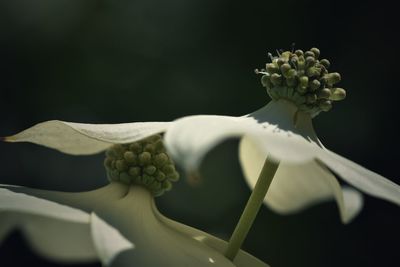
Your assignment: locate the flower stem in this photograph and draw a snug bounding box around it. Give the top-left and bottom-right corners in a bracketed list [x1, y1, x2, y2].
[224, 156, 280, 261]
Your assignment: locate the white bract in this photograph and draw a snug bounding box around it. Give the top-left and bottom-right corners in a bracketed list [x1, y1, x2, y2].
[4, 98, 400, 224]
[0, 183, 268, 266]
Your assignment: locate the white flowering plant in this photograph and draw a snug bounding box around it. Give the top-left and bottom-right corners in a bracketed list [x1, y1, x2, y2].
[1, 48, 399, 266]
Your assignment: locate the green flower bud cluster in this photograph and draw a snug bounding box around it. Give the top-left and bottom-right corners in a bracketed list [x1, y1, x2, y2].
[256, 48, 346, 117]
[104, 134, 180, 196]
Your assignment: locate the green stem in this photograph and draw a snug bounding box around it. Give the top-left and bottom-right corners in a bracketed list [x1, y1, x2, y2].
[224, 156, 280, 261]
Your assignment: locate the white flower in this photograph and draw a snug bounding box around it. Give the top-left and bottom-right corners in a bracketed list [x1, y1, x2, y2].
[2, 47, 399, 265]
[4, 97, 399, 224]
[1, 173, 268, 267]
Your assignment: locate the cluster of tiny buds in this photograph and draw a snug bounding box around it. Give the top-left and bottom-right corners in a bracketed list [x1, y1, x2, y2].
[255, 47, 346, 117]
[104, 134, 180, 197]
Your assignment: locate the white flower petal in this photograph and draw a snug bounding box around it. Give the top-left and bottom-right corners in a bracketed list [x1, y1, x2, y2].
[0, 187, 97, 262]
[341, 186, 364, 223]
[240, 137, 363, 223]
[249, 99, 320, 144]
[165, 112, 317, 172]
[4, 120, 170, 155]
[90, 213, 134, 266]
[317, 149, 400, 207]
[164, 115, 257, 170]
[0, 187, 89, 223]
[154, 208, 270, 267]
[252, 129, 318, 164]
[101, 185, 250, 267]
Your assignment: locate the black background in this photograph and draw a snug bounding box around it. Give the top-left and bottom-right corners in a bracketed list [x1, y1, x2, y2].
[0, 0, 399, 266]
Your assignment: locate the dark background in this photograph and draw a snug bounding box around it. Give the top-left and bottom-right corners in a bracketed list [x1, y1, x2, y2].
[0, 0, 399, 266]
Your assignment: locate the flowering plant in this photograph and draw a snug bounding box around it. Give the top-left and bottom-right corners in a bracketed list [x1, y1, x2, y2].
[1, 48, 399, 266]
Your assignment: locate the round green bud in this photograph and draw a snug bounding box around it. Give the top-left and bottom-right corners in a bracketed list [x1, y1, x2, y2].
[276, 58, 286, 66]
[104, 134, 180, 197]
[304, 51, 315, 58]
[144, 144, 155, 153]
[306, 67, 321, 77]
[326, 72, 341, 85]
[290, 53, 298, 62]
[155, 170, 166, 181]
[123, 151, 137, 163]
[270, 73, 282, 86]
[139, 152, 152, 166]
[309, 79, 321, 91]
[310, 48, 320, 58]
[319, 100, 332, 112]
[144, 165, 157, 175]
[306, 56, 316, 67]
[281, 51, 291, 59]
[283, 69, 297, 79]
[318, 88, 332, 99]
[162, 164, 176, 175]
[266, 63, 279, 73]
[154, 141, 165, 154]
[295, 49, 304, 57]
[280, 63, 291, 74]
[296, 56, 306, 70]
[329, 88, 346, 101]
[167, 172, 180, 182]
[162, 180, 173, 191]
[129, 143, 142, 154]
[154, 153, 169, 167]
[116, 160, 128, 171]
[299, 76, 309, 87]
[319, 59, 330, 68]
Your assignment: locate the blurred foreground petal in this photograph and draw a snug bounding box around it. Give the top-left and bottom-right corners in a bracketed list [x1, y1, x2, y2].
[0, 187, 97, 262]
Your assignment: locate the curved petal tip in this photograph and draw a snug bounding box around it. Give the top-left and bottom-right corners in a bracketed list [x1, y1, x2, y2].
[340, 187, 364, 224]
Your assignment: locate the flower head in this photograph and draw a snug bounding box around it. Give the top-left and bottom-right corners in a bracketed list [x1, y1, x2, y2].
[103, 134, 180, 196]
[2, 48, 399, 227]
[256, 48, 345, 117]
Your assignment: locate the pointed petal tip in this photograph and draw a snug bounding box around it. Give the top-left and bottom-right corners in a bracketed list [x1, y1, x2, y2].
[0, 136, 12, 142]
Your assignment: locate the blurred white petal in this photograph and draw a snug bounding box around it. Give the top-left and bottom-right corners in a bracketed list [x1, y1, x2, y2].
[164, 103, 319, 171]
[90, 213, 134, 266]
[155, 208, 270, 267]
[1, 183, 270, 266]
[97, 185, 245, 267]
[165, 115, 258, 170]
[0, 187, 89, 223]
[4, 120, 170, 155]
[240, 136, 363, 223]
[0, 187, 97, 262]
[341, 187, 364, 223]
[317, 149, 400, 206]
